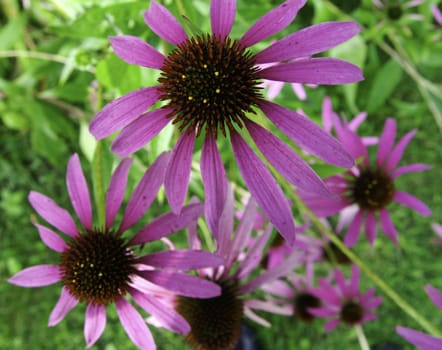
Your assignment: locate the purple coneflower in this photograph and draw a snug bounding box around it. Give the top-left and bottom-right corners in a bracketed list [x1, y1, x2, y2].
[309, 265, 382, 331]
[8, 153, 223, 350]
[89, 0, 363, 244]
[174, 184, 304, 350]
[396, 284, 442, 350]
[300, 117, 432, 247]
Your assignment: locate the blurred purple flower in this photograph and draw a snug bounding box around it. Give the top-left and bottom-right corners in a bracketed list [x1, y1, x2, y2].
[300, 117, 432, 247]
[431, 222, 442, 244]
[372, 0, 425, 21]
[8, 153, 223, 350]
[309, 265, 382, 331]
[432, 4, 442, 25]
[396, 284, 442, 350]
[89, 0, 363, 245]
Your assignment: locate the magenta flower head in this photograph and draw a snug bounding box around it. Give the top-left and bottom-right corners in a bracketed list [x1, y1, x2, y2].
[8, 153, 223, 350]
[175, 184, 304, 350]
[396, 284, 442, 350]
[89, 0, 363, 244]
[309, 265, 382, 331]
[301, 117, 432, 247]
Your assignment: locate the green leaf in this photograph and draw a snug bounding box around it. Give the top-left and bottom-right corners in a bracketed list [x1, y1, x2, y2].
[0, 14, 27, 50]
[366, 58, 403, 113]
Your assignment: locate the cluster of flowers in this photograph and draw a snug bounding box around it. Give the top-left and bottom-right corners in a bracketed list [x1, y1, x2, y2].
[8, 0, 438, 349]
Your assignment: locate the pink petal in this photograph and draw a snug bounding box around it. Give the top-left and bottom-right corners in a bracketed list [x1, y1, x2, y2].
[109, 35, 165, 69]
[333, 120, 368, 161]
[246, 119, 330, 196]
[239, 0, 307, 47]
[350, 265, 360, 297]
[105, 158, 133, 228]
[255, 21, 360, 63]
[144, 1, 187, 45]
[300, 196, 348, 217]
[344, 210, 363, 247]
[259, 100, 354, 167]
[348, 112, 368, 131]
[29, 191, 78, 238]
[129, 203, 204, 245]
[210, 0, 236, 40]
[308, 307, 338, 318]
[201, 133, 227, 239]
[89, 86, 161, 140]
[165, 131, 196, 214]
[66, 154, 92, 230]
[394, 191, 431, 217]
[385, 129, 416, 172]
[119, 151, 171, 233]
[136, 250, 224, 270]
[396, 326, 442, 350]
[322, 96, 333, 133]
[8, 265, 61, 287]
[365, 211, 377, 246]
[139, 270, 221, 298]
[266, 80, 284, 99]
[116, 298, 155, 350]
[216, 182, 235, 258]
[231, 131, 295, 245]
[84, 303, 106, 348]
[324, 318, 341, 332]
[48, 287, 78, 326]
[425, 285, 442, 311]
[111, 108, 171, 157]
[379, 209, 398, 244]
[259, 58, 364, 85]
[392, 163, 431, 179]
[35, 224, 68, 253]
[130, 289, 190, 335]
[377, 118, 396, 167]
[245, 298, 292, 315]
[432, 4, 442, 25]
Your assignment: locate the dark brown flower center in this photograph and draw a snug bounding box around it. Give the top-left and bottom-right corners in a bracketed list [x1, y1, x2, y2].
[158, 34, 262, 138]
[294, 292, 321, 323]
[340, 300, 364, 325]
[176, 279, 244, 350]
[349, 167, 395, 211]
[60, 231, 136, 305]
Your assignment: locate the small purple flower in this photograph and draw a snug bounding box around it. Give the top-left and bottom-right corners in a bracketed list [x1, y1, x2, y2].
[396, 284, 442, 350]
[8, 153, 223, 350]
[89, 0, 363, 244]
[309, 265, 382, 331]
[300, 117, 432, 247]
[431, 222, 442, 244]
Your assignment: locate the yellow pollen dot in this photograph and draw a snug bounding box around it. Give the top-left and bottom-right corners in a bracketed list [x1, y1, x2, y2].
[90, 263, 94, 267]
[98, 272, 103, 277]
[203, 99, 208, 103]
[203, 64, 207, 69]
[188, 96, 193, 100]
[215, 88, 221, 94]
[72, 279, 76, 283]
[181, 74, 186, 79]
[214, 71, 219, 76]
[80, 263, 84, 268]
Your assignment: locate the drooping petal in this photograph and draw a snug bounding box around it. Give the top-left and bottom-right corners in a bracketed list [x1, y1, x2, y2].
[109, 35, 165, 69]
[365, 211, 377, 246]
[308, 307, 338, 318]
[259, 100, 353, 167]
[394, 191, 431, 217]
[350, 265, 360, 297]
[29, 191, 78, 237]
[348, 112, 368, 131]
[139, 270, 221, 298]
[216, 182, 235, 258]
[211, 0, 236, 40]
[165, 131, 196, 214]
[66, 154, 92, 230]
[129, 203, 204, 245]
[84, 303, 106, 349]
[246, 119, 330, 196]
[239, 0, 307, 48]
[392, 163, 431, 179]
[144, 1, 187, 45]
[255, 21, 360, 63]
[105, 158, 133, 228]
[344, 210, 363, 247]
[385, 129, 416, 172]
[116, 298, 156, 350]
[425, 285, 442, 311]
[119, 152, 171, 233]
[48, 287, 78, 326]
[333, 120, 368, 161]
[89, 87, 161, 140]
[379, 209, 398, 244]
[396, 326, 442, 350]
[322, 96, 333, 133]
[8, 265, 61, 287]
[231, 131, 295, 245]
[377, 118, 396, 167]
[136, 250, 224, 270]
[130, 288, 190, 335]
[259, 58, 363, 85]
[34, 224, 68, 253]
[111, 108, 171, 157]
[201, 133, 227, 239]
[324, 318, 341, 332]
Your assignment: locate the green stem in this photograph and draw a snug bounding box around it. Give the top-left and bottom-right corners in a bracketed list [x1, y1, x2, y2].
[355, 325, 370, 350]
[92, 141, 106, 229]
